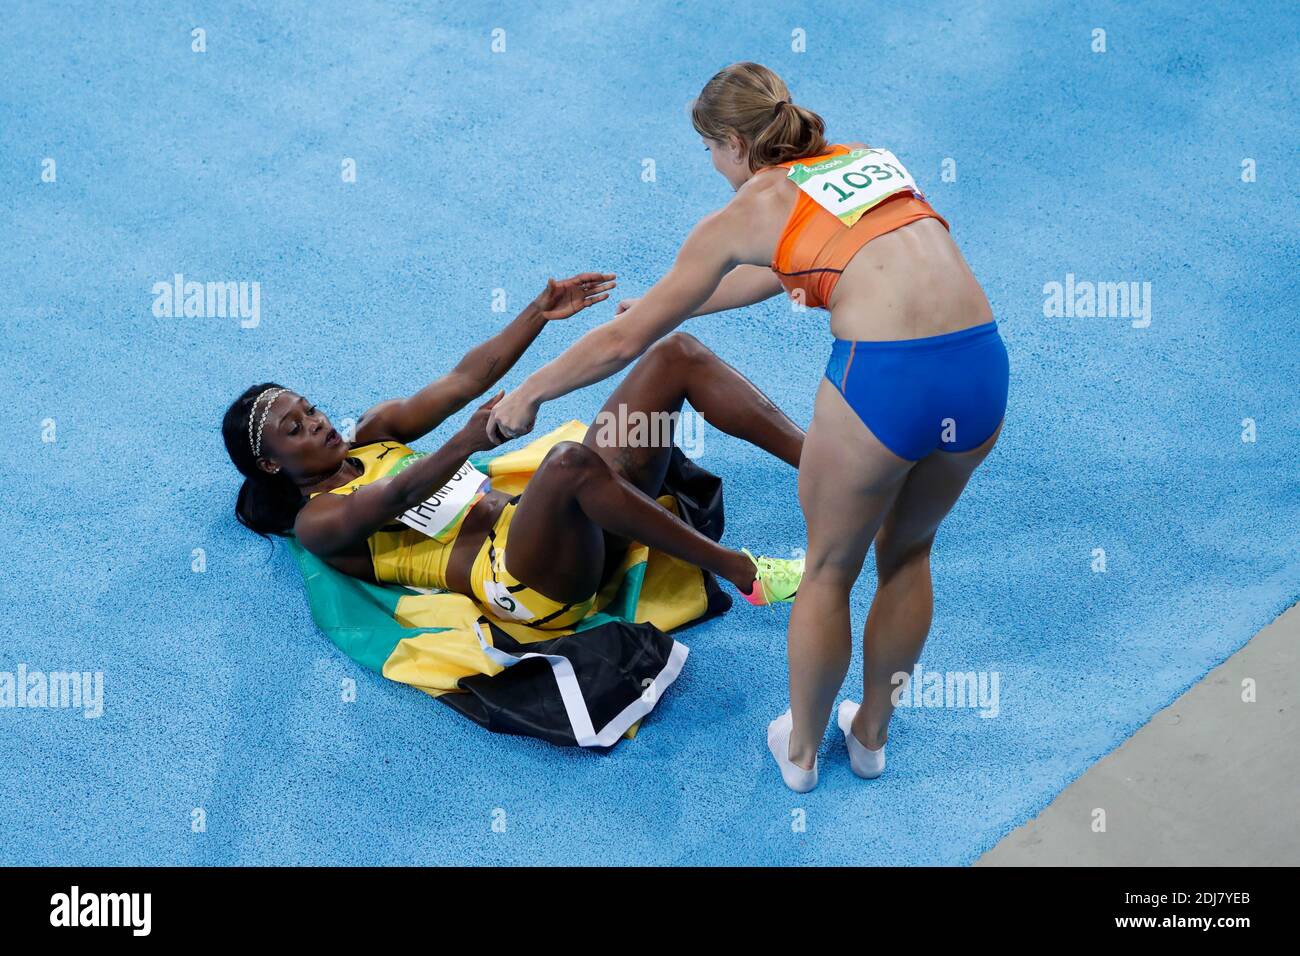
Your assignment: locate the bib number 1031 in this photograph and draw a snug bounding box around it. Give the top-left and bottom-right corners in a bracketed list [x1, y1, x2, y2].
[787, 148, 920, 227]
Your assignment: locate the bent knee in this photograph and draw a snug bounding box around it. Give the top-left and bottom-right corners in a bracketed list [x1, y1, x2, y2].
[539, 440, 603, 474]
[646, 330, 708, 366]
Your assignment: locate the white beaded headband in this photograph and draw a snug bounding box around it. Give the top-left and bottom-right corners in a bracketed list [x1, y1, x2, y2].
[248, 387, 289, 458]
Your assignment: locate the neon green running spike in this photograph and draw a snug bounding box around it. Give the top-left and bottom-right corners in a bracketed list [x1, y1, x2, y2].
[741, 548, 804, 606]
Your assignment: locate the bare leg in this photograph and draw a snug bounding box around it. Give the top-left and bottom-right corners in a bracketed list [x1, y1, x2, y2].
[584, 331, 803, 491]
[852, 423, 1002, 749]
[784, 380, 914, 769]
[503, 441, 758, 604]
[580, 331, 804, 578]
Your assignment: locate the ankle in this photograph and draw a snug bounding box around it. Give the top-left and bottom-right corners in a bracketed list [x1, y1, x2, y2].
[786, 739, 817, 771]
[852, 720, 888, 751]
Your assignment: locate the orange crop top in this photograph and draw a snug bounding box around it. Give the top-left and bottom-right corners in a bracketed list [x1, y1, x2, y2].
[761, 144, 949, 310]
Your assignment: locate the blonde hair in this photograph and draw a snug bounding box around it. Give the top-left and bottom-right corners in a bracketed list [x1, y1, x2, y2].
[691, 62, 829, 172]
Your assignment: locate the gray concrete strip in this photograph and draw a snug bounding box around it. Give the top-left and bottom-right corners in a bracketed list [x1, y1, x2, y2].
[978, 601, 1299, 866]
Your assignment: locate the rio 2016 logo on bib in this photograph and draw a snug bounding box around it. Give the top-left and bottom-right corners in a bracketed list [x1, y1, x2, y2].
[787, 148, 921, 227]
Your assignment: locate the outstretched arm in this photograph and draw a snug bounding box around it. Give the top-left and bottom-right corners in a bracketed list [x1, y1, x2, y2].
[616, 264, 783, 319]
[354, 273, 615, 445]
[487, 213, 740, 442]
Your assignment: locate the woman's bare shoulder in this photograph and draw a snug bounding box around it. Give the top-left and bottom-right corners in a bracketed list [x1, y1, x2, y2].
[724, 170, 796, 231]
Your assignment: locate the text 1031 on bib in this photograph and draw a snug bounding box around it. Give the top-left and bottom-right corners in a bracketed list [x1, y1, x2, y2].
[787, 148, 922, 228]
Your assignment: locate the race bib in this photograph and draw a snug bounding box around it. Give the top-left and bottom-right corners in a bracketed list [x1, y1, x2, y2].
[787, 147, 920, 228]
[481, 576, 538, 623]
[393, 458, 490, 540]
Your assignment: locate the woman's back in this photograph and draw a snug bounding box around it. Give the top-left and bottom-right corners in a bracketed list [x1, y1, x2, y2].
[830, 215, 993, 341]
[734, 145, 993, 342]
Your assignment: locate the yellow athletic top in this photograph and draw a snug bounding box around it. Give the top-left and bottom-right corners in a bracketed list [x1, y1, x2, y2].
[310, 440, 489, 591]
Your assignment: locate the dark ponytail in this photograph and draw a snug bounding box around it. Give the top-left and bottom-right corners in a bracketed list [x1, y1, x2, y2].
[222, 382, 304, 538]
[690, 61, 829, 172]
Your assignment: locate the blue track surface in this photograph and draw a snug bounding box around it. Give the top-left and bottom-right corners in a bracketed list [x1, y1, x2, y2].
[3, 1, 1297, 865]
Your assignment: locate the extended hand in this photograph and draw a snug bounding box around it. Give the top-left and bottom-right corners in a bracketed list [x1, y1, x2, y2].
[461, 391, 506, 450]
[533, 272, 617, 320]
[485, 388, 540, 445]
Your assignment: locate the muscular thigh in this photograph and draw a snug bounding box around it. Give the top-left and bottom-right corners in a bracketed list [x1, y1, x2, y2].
[503, 446, 606, 603]
[800, 379, 914, 583]
[582, 348, 685, 498]
[580, 345, 687, 574]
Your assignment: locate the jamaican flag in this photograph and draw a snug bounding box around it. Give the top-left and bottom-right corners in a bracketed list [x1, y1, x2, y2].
[288, 421, 730, 748]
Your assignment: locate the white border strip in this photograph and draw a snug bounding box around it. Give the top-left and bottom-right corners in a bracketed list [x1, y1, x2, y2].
[472, 621, 689, 747]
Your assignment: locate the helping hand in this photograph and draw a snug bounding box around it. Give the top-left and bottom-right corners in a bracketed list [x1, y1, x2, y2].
[533, 272, 617, 321]
[485, 388, 540, 446]
[461, 391, 508, 451]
